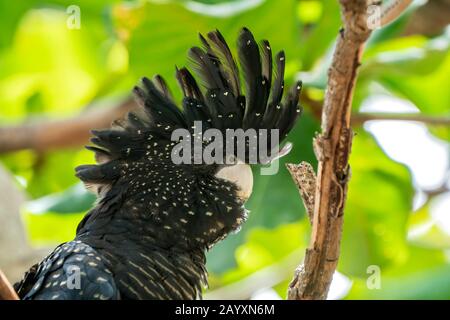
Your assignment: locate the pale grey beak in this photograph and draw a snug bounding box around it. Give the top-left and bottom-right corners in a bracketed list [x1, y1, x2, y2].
[215, 161, 253, 202]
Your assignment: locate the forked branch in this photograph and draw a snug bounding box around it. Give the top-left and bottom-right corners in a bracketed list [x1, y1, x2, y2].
[286, 0, 412, 300]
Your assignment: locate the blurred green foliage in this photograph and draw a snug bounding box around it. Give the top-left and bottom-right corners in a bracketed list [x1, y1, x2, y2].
[0, 0, 449, 299]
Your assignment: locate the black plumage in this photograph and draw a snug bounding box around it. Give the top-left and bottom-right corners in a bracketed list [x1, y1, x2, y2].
[14, 28, 303, 300]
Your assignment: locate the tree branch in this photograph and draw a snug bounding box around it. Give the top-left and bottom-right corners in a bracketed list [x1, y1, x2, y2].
[351, 112, 450, 126]
[0, 97, 136, 154]
[379, 0, 413, 27]
[302, 91, 450, 127]
[287, 0, 416, 300]
[286, 163, 316, 224]
[403, 0, 450, 36]
[0, 269, 18, 300]
[286, 0, 373, 300]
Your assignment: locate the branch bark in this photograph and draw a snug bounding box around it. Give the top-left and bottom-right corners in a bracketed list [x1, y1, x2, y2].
[0, 269, 19, 300]
[379, 0, 413, 27]
[286, 0, 373, 300]
[0, 97, 136, 154]
[287, 0, 414, 300]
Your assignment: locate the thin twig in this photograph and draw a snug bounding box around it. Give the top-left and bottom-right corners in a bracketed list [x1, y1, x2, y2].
[380, 0, 413, 27]
[352, 112, 450, 126]
[303, 93, 450, 127]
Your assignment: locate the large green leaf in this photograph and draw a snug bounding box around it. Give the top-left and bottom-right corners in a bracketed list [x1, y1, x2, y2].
[112, 0, 301, 97]
[206, 221, 309, 299]
[0, 3, 132, 200]
[345, 246, 450, 299]
[357, 31, 450, 117]
[23, 211, 84, 245]
[338, 132, 414, 277]
[220, 222, 309, 284]
[408, 201, 450, 250]
[21, 183, 94, 245]
[25, 183, 95, 215]
[298, 0, 341, 70]
[0, 3, 126, 122]
[0, 1, 31, 49]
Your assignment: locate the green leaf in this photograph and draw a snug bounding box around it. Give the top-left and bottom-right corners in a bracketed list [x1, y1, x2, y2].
[366, 0, 424, 49]
[357, 31, 450, 117]
[0, 4, 126, 122]
[298, 0, 342, 70]
[22, 211, 84, 246]
[0, 145, 95, 199]
[338, 132, 414, 277]
[112, 0, 301, 98]
[21, 183, 94, 245]
[25, 149, 89, 198]
[297, 0, 323, 25]
[345, 247, 450, 299]
[408, 202, 450, 249]
[217, 221, 309, 287]
[429, 126, 450, 141]
[0, 1, 31, 49]
[25, 183, 95, 215]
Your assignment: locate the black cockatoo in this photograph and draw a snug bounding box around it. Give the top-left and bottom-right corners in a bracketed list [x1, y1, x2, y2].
[13, 28, 302, 300]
